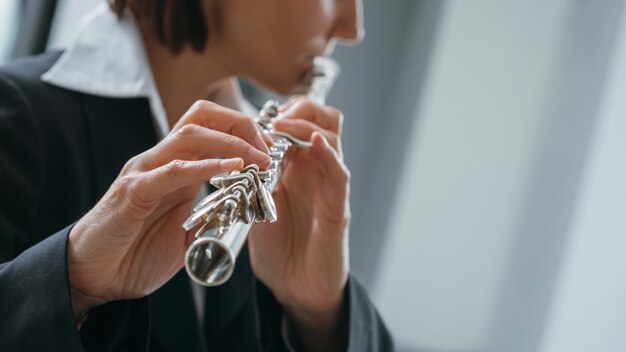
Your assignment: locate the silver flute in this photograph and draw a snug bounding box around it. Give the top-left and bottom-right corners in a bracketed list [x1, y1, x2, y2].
[182, 57, 340, 286]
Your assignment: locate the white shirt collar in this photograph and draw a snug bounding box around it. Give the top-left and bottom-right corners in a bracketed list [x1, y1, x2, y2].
[42, 3, 257, 139]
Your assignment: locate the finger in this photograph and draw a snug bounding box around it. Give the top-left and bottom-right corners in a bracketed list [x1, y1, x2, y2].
[273, 118, 341, 155]
[278, 95, 301, 112]
[311, 132, 348, 187]
[172, 100, 270, 154]
[132, 158, 243, 203]
[311, 132, 351, 223]
[259, 126, 274, 147]
[142, 124, 272, 170]
[279, 98, 343, 135]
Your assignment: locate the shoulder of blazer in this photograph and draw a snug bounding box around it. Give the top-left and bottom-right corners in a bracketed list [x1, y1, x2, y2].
[0, 51, 89, 151]
[0, 52, 157, 248]
[0, 51, 80, 117]
[0, 51, 92, 136]
[0, 52, 95, 251]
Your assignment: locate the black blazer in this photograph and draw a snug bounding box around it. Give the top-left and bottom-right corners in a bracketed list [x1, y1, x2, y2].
[0, 52, 393, 351]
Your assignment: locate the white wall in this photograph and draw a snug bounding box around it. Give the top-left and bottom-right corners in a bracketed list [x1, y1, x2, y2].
[485, 1, 624, 351]
[0, 0, 19, 63]
[539, 4, 626, 351]
[371, 0, 626, 351]
[373, 0, 571, 349]
[47, 0, 100, 49]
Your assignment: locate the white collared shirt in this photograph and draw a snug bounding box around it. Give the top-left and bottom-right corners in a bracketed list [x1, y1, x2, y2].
[42, 3, 171, 138]
[42, 3, 257, 140]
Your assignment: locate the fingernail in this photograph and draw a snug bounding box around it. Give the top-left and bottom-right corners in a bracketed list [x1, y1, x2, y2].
[274, 119, 294, 127]
[314, 131, 328, 146]
[250, 148, 271, 166]
[220, 158, 243, 169]
[262, 130, 274, 146]
[255, 131, 270, 153]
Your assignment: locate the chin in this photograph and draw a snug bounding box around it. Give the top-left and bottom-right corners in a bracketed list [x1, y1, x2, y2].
[272, 82, 297, 97]
[246, 62, 312, 96]
[253, 74, 303, 97]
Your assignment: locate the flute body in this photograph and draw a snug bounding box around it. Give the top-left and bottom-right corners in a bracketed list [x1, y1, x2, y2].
[182, 57, 339, 286]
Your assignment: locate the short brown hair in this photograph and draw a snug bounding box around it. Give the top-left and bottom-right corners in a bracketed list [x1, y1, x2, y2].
[110, 0, 209, 54]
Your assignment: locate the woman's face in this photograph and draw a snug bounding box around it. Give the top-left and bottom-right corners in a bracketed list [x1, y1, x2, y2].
[213, 0, 364, 95]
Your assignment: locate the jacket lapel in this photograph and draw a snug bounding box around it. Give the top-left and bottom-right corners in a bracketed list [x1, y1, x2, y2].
[202, 244, 255, 343]
[83, 95, 206, 351]
[82, 94, 257, 351]
[151, 270, 207, 351]
[82, 95, 157, 193]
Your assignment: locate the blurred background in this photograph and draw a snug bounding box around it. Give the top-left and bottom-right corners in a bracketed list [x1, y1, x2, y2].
[2, 0, 625, 351]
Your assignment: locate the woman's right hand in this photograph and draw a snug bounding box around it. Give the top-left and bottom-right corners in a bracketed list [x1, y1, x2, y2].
[66, 101, 272, 317]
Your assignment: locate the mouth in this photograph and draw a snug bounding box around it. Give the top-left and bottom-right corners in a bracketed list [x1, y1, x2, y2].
[294, 57, 317, 85]
[292, 56, 340, 96]
[292, 69, 313, 96]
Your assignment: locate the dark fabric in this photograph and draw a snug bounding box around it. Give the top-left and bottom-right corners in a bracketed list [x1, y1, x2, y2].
[0, 226, 84, 350]
[0, 51, 152, 352]
[0, 52, 394, 351]
[346, 276, 395, 351]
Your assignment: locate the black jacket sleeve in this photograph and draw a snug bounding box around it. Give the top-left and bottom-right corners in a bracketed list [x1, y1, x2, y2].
[345, 275, 394, 351]
[0, 67, 42, 263]
[255, 275, 394, 351]
[0, 70, 150, 352]
[0, 69, 85, 350]
[0, 226, 85, 350]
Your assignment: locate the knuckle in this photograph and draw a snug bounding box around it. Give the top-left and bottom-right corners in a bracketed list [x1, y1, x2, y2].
[113, 175, 142, 210]
[127, 195, 155, 219]
[235, 114, 258, 134]
[115, 174, 135, 195]
[112, 175, 153, 219]
[185, 100, 218, 122]
[222, 134, 244, 148]
[176, 123, 200, 137]
[165, 159, 188, 177]
[191, 99, 214, 111]
[122, 154, 142, 172]
[341, 166, 351, 183]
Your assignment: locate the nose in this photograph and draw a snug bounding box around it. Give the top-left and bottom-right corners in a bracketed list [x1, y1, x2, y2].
[330, 0, 365, 45]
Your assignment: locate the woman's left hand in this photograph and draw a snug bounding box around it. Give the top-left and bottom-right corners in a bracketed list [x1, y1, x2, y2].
[248, 97, 351, 348]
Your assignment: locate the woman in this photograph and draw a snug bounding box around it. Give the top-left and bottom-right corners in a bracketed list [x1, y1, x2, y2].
[0, 0, 392, 350]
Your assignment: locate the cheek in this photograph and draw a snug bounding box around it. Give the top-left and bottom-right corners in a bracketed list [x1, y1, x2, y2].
[220, 0, 335, 93]
[225, 0, 334, 59]
[284, 3, 334, 46]
[265, 0, 334, 53]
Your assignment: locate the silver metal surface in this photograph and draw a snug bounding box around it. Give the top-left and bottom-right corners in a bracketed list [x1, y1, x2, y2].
[183, 57, 340, 286]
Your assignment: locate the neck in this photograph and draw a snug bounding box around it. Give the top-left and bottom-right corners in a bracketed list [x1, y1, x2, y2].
[142, 34, 234, 128]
